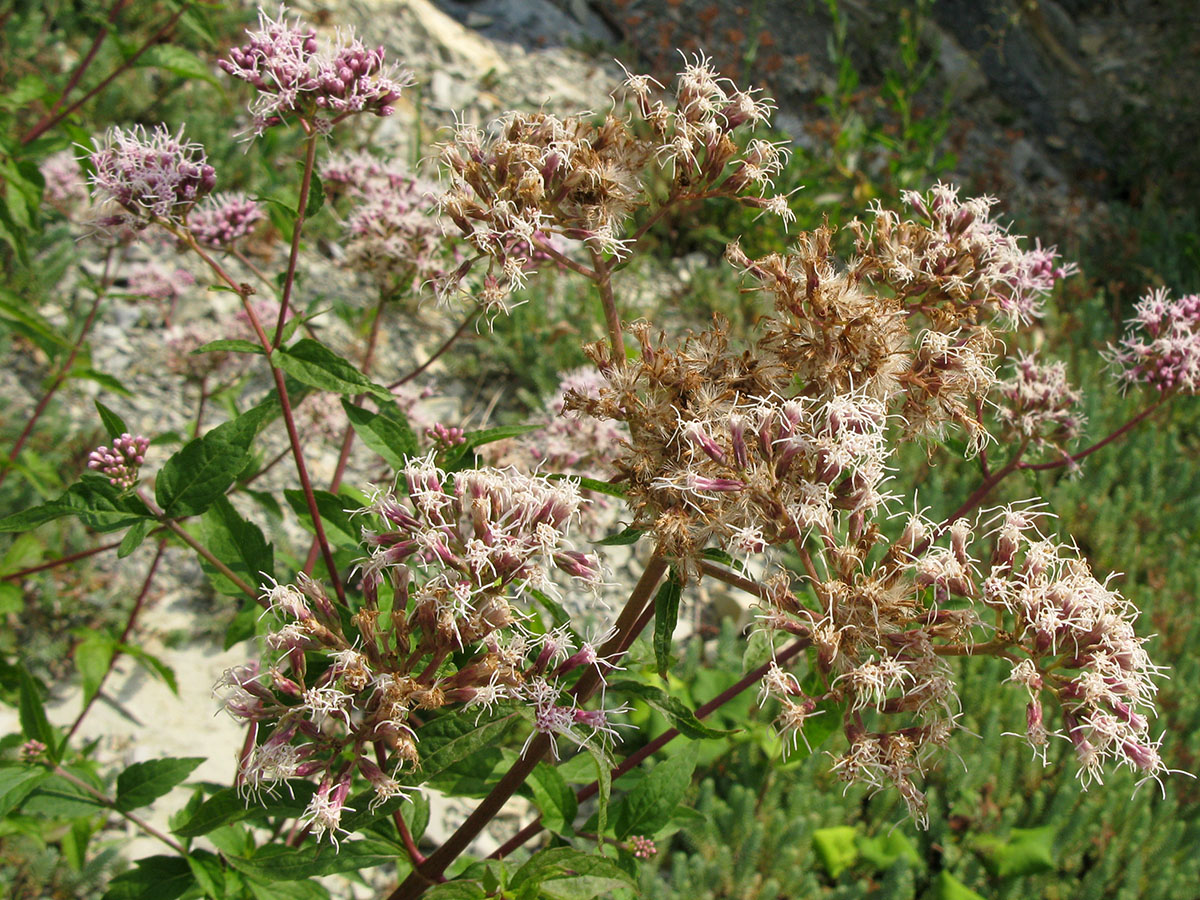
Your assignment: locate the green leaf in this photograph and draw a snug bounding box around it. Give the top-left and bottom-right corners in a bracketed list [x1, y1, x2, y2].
[17, 663, 56, 760]
[136, 44, 221, 87]
[0, 498, 71, 532]
[422, 884, 487, 900]
[155, 438, 250, 518]
[566, 475, 628, 499]
[606, 680, 735, 740]
[972, 825, 1057, 878]
[172, 783, 316, 838]
[102, 855, 194, 900]
[192, 497, 273, 596]
[611, 743, 697, 839]
[0, 766, 49, 818]
[342, 400, 417, 470]
[528, 762, 577, 836]
[94, 400, 128, 440]
[929, 871, 986, 900]
[592, 526, 644, 546]
[509, 848, 634, 894]
[856, 831, 921, 870]
[0, 532, 43, 574]
[186, 849, 227, 899]
[74, 634, 116, 706]
[64, 476, 154, 532]
[274, 340, 390, 400]
[653, 568, 682, 678]
[228, 839, 403, 881]
[699, 546, 748, 573]
[813, 826, 859, 878]
[208, 396, 282, 450]
[741, 629, 774, 673]
[0, 289, 68, 356]
[246, 879, 330, 900]
[118, 643, 178, 695]
[117, 518, 151, 558]
[193, 339, 264, 355]
[304, 171, 324, 218]
[283, 488, 361, 550]
[414, 707, 519, 784]
[73, 367, 132, 395]
[581, 743, 613, 847]
[115, 757, 205, 813]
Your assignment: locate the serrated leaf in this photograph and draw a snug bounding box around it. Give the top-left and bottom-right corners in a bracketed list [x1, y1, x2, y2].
[412, 707, 519, 784]
[0, 766, 49, 817]
[509, 847, 634, 893]
[274, 340, 390, 399]
[611, 743, 697, 839]
[102, 855, 194, 900]
[114, 757, 205, 813]
[813, 826, 859, 877]
[186, 849, 227, 899]
[118, 518, 150, 558]
[192, 496, 273, 596]
[653, 568, 682, 678]
[606, 680, 735, 740]
[227, 839, 403, 881]
[172, 783, 316, 838]
[208, 396, 281, 450]
[422, 884, 486, 900]
[94, 400, 128, 440]
[155, 438, 249, 518]
[592, 526, 644, 546]
[342, 400, 417, 469]
[136, 44, 221, 87]
[74, 634, 115, 706]
[283, 488, 362, 550]
[528, 762, 577, 836]
[64, 476, 154, 532]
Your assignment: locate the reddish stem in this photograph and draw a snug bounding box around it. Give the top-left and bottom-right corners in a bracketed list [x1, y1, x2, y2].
[388, 307, 481, 389]
[273, 134, 319, 349]
[0, 261, 111, 489]
[1018, 399, 1167, 471]
[21, 6, 187, 145]
[1, 538, 123, 581]
[385, 555, 669, 899]
[490, 636, 811, 860]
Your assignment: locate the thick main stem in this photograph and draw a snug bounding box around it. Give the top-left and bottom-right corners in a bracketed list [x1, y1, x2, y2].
[386, 555, 669, 900]
[273, 134, 319, 349]
[490, 636, 811, 860]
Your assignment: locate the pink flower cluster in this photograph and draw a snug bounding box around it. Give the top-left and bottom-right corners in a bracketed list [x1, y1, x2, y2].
[39, 149, 90, 215]
[88, 125, 216, 229]
[219, 6, 413, 135]
[88, 433, 149, 490]
[321, 151, 454, 290]
[189, 192, 264, 248]
[995, 350, 1084, 454]
[1110, 287, 1200, 393]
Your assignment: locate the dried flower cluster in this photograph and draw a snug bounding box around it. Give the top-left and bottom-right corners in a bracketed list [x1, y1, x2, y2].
[219, 5, 413, 135]
[88, 433, 149, 490]
[217, 456, 628, 843]
[434, 53, 791, 315]
[1110, 287, 1200, 393]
